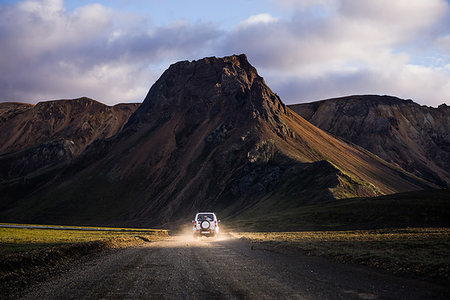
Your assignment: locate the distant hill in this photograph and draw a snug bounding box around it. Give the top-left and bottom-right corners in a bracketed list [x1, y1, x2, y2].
[0, 98, 139, 180]
[230, 189, 450, 231]
[0, 55, 436, 227]
[289, 95, 450, 188]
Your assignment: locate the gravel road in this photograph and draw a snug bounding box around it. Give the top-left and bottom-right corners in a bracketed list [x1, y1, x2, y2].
[20, 235, 449, 299]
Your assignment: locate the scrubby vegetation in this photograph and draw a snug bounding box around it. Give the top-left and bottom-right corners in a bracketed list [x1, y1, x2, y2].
[0, 224, 166, 254]
[233, 228, 450, 282]
[0, 224, 168, 297]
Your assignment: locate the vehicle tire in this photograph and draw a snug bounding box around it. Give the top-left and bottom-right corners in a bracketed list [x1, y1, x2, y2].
[201, 220, 210, 230]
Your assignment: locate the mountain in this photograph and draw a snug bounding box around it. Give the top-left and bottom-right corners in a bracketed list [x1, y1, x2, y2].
[0, 56, 436, 227]
[0, 98, 139, 180]
[289, 95, 450, 188]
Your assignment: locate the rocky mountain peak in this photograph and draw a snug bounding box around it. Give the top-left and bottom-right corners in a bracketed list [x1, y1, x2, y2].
[127, 54, 286, 127]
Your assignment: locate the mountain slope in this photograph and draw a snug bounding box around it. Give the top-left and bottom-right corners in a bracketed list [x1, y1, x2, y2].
[0, 98, 139, 180]
[0, 97, 140, 155]
[289, 95, 450, 187]
[0, 56, 436, 227]
[231, 189, 450, 231]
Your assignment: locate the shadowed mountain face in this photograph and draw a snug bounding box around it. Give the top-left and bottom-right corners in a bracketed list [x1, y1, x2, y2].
[0, 56, 437, 227]
[0, 98, 140, 180]
[289, 95, 450, 188]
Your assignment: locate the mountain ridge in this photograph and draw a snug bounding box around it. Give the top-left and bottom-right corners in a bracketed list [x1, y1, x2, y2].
[289, 95, 450, 187]
[0, 97, 140, 180]
[0, 56, 440, 227]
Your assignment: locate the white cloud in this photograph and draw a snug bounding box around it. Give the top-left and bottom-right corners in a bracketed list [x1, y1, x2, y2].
[0, 0, 449, 107]
[273, 62, 450, 106]
[223, 0, 450, 106]
[0, 0, 220, 104]
[238, 13, 278, 28]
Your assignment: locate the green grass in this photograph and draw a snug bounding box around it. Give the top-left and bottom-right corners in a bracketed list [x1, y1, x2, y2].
[0, 224, 167, 254]
[233, 228, 450, 281]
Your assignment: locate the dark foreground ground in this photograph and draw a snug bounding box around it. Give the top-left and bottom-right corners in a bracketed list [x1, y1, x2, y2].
[15, 234, 449, 300]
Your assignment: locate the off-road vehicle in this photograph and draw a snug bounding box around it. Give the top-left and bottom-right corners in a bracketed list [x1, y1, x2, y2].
[192, 212, 220, 238]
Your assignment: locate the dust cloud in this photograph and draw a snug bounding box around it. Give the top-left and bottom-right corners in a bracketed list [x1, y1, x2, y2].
[172, 223, 233, 244]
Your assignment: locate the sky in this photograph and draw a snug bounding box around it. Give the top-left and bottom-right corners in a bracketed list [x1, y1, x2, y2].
[0, 0, 449, 107]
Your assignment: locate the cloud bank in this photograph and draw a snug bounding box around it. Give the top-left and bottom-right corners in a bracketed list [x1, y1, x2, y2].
[225, 0, 450, 105]
[0, 0, 219, 104]
[0, 0, 449, 106]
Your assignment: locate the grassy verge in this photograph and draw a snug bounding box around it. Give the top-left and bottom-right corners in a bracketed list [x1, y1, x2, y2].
[232, 228, 450, 282]
[0, 224, 168, 298]
[0, 224, 167, 254]
[229, 189, 450, 231]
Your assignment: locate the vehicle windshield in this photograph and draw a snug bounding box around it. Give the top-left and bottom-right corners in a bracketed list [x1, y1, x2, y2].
[197, 214, 214, 221]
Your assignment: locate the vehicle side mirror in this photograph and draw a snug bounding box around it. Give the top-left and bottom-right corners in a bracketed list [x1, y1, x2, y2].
[218, 220, 221, 223]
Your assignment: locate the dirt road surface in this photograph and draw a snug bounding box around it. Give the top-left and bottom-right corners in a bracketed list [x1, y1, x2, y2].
[20, 235, 449, 299]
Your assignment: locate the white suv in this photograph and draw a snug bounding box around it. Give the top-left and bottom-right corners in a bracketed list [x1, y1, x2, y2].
[192, 212, 220, 237]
